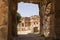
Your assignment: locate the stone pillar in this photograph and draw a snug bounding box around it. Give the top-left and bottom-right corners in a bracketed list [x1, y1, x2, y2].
[39, 0, 56, 40]
[8, 0, 17, 40]
[0, 0, 9, 40]
[39, 0, 47, 35]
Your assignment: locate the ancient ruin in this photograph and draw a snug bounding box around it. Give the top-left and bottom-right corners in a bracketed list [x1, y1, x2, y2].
[0, 0, 60, 40]
[17, 15, 40, 34]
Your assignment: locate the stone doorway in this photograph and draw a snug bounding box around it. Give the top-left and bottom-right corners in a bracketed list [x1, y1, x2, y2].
[16, 1, 41, 40]
[16, 0, 55, 40]
[17, 2, 40, 35]
[33, 27, 38, 33]
[0, 0, 56, 40]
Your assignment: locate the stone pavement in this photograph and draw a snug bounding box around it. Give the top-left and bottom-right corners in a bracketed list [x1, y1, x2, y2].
[13, 34, 45, 40]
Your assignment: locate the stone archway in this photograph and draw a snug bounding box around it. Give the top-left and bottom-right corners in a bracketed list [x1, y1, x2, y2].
[0, 0, 56, 40]
[8, 0, 56, 40]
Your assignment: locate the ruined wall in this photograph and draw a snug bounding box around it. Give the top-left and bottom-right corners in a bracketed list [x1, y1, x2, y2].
[0, 0, 56, 40]
[0, 0, 8, 40]
[0, 0, 17, 40]
[30, 15, 40, 33]
[8, 0, 17, 40]
[40, 0, 55, 40]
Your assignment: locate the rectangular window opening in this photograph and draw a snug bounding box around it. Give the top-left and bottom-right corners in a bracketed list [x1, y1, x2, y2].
[17, 2, 40, 35]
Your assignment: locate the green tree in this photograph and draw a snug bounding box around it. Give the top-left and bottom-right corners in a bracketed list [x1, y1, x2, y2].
[17, 12, 21, 25]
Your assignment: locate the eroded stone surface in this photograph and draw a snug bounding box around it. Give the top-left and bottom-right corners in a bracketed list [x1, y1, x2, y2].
[0, 0, 8, 40]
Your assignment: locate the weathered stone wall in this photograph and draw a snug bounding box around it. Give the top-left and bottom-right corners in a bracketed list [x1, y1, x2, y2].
[8, 0, 17, 40]
[55, 0, 60, 39]
[0, 0, 8, 40]
[40, 0, 56, 40]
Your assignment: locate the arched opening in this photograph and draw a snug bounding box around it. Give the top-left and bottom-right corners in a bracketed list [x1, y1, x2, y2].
[7, 0, 55, 40]
[0, 0, 58, 40]
[17, 2, 40, 35]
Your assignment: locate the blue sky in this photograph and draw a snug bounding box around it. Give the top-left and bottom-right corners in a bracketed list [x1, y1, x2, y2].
[17, 2, 39, 17]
